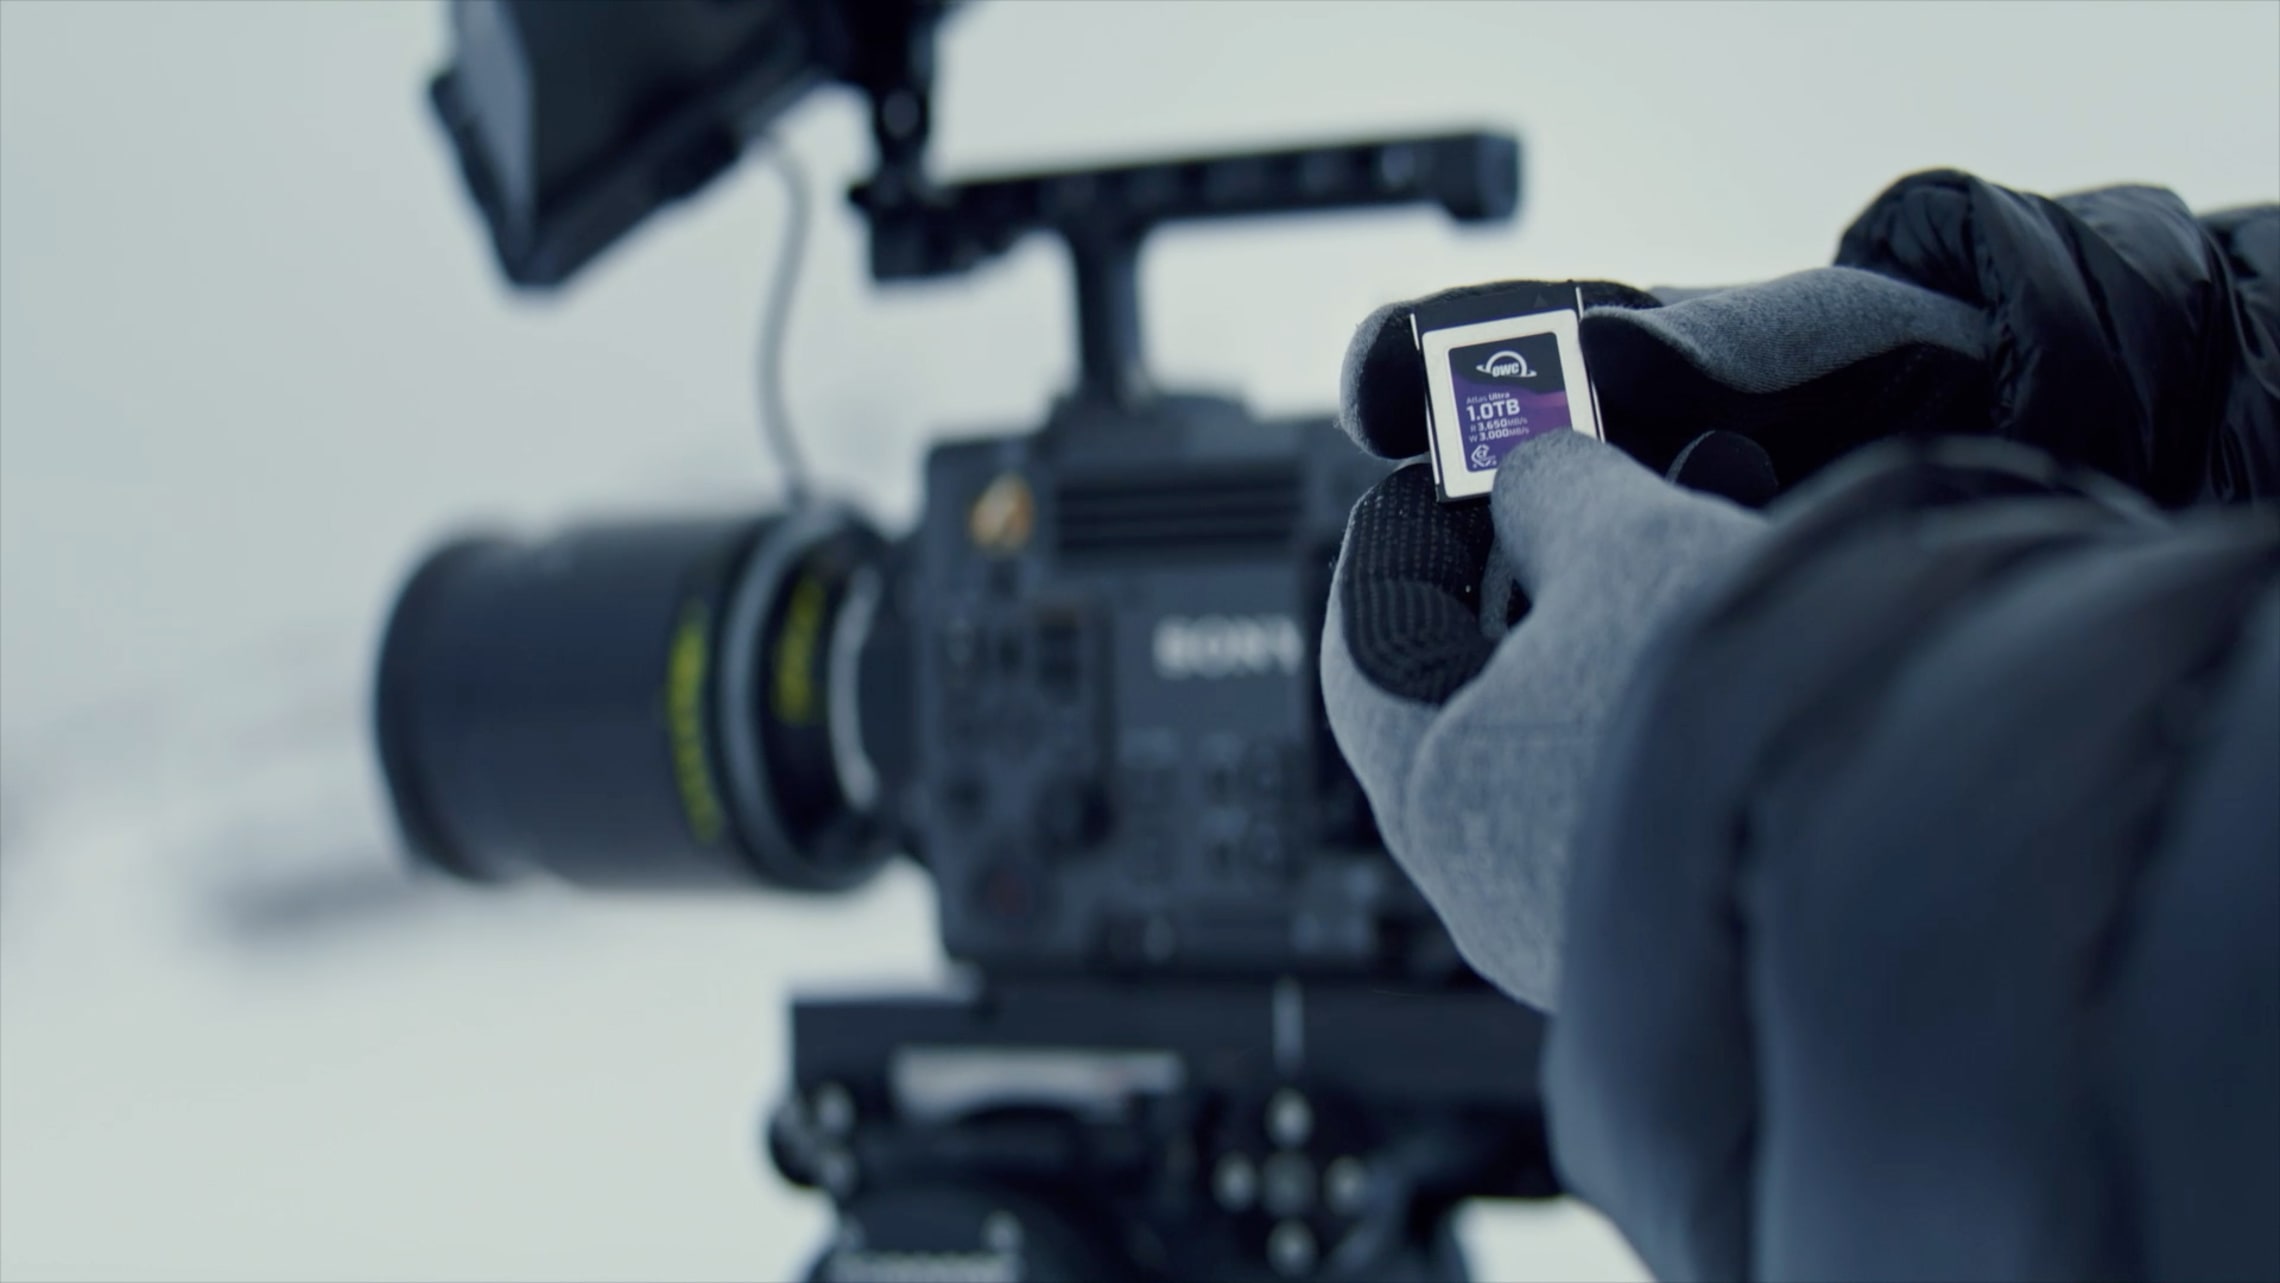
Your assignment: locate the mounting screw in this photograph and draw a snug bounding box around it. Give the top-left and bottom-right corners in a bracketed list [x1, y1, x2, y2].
[982, 1210, 1023, 1254]
[1268, 1088, 1312, 1148]
[880, 89, 922, 140]
[1373, 144, 1418, 190]
[1143, 915, 1177, 963]
[1213, 1152, 1258, 1211]
[1325, 1156, 1369, 1216]
[817, 1148, 857, 1197]
[812, 1083, 855, 1137]
[1268, 1220, 1317, 1277]
[1261, 1152, 1316, 1218]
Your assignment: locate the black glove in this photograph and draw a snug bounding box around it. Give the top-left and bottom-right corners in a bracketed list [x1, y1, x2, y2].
[1836, 170, 2280, 505]
[1544, 439, 2280, 1281]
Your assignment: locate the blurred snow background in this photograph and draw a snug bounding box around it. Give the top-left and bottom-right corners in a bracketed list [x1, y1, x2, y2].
[2, 2, 2274, 1279]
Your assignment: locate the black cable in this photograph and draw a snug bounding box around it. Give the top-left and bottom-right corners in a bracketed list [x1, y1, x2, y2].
[752, 135, 813, 501]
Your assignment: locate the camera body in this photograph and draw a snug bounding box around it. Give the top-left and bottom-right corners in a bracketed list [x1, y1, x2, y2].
[380, 4, 1559, 1277]
[755, 397, 1552, 1282]
[375, 391, 1558, 1282]
[907, 395, 1457, 979]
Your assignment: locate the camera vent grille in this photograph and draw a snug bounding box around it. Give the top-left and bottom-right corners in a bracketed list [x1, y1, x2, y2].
[1055, 466, 1303, 561]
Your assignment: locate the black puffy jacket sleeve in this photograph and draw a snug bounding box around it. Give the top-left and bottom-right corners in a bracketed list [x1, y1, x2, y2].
[1543, 441, 2280, 1282]
[1835, 170, 2280, 506]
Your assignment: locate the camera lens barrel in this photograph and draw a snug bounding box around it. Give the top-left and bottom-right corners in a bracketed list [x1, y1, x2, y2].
[374, 506, 895, 892]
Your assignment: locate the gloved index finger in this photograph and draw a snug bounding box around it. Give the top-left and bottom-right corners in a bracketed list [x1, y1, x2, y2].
[1336, 463, 1501, 705]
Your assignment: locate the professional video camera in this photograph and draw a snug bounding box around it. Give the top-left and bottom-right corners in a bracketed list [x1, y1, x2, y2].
[373, 3, 1553, 1278]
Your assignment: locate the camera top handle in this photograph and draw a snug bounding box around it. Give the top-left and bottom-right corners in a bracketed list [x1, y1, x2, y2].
[836, 3, 1522, 412]
[853, 131, 1522, 413]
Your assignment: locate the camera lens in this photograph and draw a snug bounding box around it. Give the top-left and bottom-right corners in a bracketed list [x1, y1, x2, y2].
[374, 505, 899, 891]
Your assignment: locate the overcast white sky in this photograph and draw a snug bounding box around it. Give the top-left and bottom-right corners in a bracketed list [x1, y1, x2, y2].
[3, 2, 2275, 1280]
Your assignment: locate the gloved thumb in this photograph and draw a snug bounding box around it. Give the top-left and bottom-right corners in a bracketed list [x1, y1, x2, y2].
[1351, 432, 1764, 1006]
[1491, 430, 1764, 611]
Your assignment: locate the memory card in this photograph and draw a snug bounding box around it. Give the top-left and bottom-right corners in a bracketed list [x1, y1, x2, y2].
[1411, 282, 1603, 503]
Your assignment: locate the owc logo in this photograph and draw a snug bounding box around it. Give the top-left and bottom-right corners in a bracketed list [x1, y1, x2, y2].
[1151, 614, 1304, 681]
[1475, 350, 1537, 379]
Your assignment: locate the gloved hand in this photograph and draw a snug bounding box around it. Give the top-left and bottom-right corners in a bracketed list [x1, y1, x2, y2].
[1541, 438, 2280, 1282]
[1340, 266, 1994, 502]
[1321, 259, 2018, 1009]
[1322, 261, 2002, 1009]
[1321, 429, 1764, 1009]
[1341, 173, 2280, 508]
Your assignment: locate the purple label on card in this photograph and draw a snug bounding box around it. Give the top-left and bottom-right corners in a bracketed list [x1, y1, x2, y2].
[1447, 332, 1568, 473]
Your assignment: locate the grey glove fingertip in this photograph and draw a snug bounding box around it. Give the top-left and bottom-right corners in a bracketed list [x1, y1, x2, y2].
[1338, 297, 1428, 459]
[1490, 431, 1766, 601]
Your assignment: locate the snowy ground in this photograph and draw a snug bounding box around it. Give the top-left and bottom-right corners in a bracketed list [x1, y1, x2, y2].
[3, 3, 2273, 1279]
